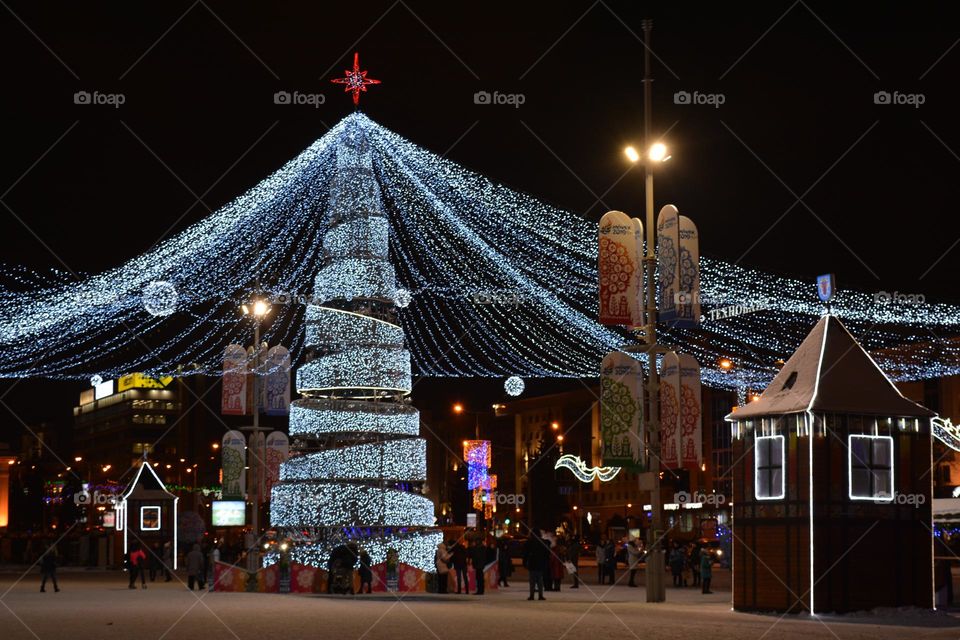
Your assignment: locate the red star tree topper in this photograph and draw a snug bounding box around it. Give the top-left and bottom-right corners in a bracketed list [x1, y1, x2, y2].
[331, 52, 381, 106]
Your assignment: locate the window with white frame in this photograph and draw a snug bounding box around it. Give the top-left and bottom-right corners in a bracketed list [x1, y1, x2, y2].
[848, 434, 893, 500]
[140, 505, 161, 530]
[754, 435, 785, 500]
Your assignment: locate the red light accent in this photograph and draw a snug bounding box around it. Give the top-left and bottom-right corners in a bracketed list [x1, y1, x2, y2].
[331, 52, 381, 106]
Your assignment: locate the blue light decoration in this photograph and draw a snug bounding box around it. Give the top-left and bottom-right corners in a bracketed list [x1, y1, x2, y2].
[142, 280, 178, 317]
[268, 118, 441, 571]
[0, 113, 958, 405]
[504, 375, 525, 396]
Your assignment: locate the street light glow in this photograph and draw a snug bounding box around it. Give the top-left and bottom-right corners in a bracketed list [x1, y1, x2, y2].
[252, 299, 270, 317]
[648, 142, 669, 162]
[624, 145, 641, 163]
[453, 403, 464, 414]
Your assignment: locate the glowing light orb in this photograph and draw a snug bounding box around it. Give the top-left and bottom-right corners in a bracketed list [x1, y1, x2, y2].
[142, 281, 177, 317]
[504, 376, 525, 396]
[395, 288, 412, 308]
[90, 374, 102, 387]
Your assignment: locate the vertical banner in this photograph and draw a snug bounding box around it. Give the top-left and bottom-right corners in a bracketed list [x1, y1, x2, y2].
[631, 217, 646, 328]
[221, 430, 246, 499]
[600, 351, 645, 470]
[677, 215, 700, 327]
[249, 431, 266, 501]
[658, 351, 681, 469]
[221, 344, 249, 416]
[598, 210, 642, 326]
[656, 205, 680, 323]
[264, 346, 291, 415]
[678, 353, 702, 466]
[264, 431, 289, 503]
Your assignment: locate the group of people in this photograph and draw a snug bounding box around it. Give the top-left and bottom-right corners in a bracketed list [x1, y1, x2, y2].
[669, 542, 713, 594]
[125, 541, 214, 591]
[594, 537, 646, 586]
[521, 531, 583, 600]
[434, 537, 496, 594]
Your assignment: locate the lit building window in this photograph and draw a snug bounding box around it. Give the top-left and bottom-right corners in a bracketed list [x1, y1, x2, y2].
[754, 435, 785, 500]
[848, 435, 893, 500]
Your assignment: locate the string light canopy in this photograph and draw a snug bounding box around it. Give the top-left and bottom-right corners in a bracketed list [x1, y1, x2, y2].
[0, 113, 958, 395]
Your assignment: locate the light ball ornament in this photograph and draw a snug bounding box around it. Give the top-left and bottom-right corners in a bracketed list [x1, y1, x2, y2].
[505, 375, 525, 396]
[89, 374, 102, 387]
[142, 281, 178, 317]
[395, 288, 412, 308]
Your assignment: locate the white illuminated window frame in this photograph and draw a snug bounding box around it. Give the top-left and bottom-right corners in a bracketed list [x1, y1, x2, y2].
[848, 434, 894, 501]
[754, 435, 785, 500]
[140, 505, 161, 531]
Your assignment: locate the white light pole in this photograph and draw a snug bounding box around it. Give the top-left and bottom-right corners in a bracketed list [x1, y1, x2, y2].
[241, 294, 271, 572]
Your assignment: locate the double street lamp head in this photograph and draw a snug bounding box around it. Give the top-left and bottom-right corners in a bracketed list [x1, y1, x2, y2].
[624, 142, 671, 164]
[242, 298, 272, 318]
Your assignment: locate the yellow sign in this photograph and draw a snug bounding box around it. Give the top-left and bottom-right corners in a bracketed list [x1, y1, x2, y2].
[117, 373, 174, 392]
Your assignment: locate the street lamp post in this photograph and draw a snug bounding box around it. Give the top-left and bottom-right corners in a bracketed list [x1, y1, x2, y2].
[241, 294, 271, 572]
[622, 18, 668, 603]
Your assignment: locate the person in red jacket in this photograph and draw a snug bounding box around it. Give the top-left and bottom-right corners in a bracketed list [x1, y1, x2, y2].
[128, 544, 147, 589]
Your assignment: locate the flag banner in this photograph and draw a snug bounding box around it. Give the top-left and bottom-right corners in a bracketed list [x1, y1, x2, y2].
[221, 430, 246, 499]
[600, 351, 646, 470]
[678, 353, 702, 466]
[249, 431, 266, 501]
[265, 431, 289, 502]
[656, 205, 680, 323]
[599, 210, 642, 326]
[221, 344, 248, 416]
[264, 345, 291, 415]
[677, 215, 700, 327]
[630, 217, 646, 329]
[659, 351, 681, 469]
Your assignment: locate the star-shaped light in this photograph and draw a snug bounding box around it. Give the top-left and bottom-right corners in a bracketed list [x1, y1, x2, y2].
[331, 52, 381, 106]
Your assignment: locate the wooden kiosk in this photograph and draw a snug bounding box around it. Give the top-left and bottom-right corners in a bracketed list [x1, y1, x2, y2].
[116, 458, 179, 569]
[727, 314, 934, 613]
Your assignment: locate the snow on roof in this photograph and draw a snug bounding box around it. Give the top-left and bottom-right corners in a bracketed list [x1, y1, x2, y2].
[727, 314, 934, 421]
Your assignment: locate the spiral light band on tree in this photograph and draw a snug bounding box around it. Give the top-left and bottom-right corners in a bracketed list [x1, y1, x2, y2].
[268, 117, 441, 571]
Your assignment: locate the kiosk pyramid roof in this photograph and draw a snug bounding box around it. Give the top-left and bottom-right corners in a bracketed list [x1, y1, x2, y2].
[728, 314, 934, 420]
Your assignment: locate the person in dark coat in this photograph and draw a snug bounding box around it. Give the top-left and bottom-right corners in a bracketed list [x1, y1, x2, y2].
[148, 542, 162, 582]
[451, 541, 468, 594]
[548, 541, 564, 591]
[522, 530, 549, 600]
[186, 544, 205, 590]
[358, 548, 373, 594]
[669, 544, 685, 587]
[469, 539, 486, 595]
[603, 540, 616, 584]
[40, 546, 59, 593]
[497, 537, 512, 587]
[700, 551, 713, 594]
[161, 541, 173, 581]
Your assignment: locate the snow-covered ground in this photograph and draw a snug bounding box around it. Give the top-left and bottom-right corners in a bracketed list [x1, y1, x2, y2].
[1, 570, 958, 640]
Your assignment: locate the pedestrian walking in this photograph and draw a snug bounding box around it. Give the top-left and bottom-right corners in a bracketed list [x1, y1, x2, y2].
[186, 544, 205, 590]
[497, 537, 512, 587]
[162, 541, 173, 581]
[451, 541, 468, 594]
[566, 539, 580, 588]
[469, 539, 486, 595]
[626, 539, 642, 587]
[700, 550, 713, 594]
[522, 530, 549, 601]
[39, 546, 59, 593]
[604, 540, 616, 584]
[669, 544, 685, 588]
[148, 542, 162, 582]
[595, 539, 606, 584]
[435, 542, 451, 593]
[358, 547, 373, 594]
[128, 544, 147, 589]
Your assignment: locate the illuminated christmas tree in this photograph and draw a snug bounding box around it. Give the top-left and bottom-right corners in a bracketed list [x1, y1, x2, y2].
[269, 115, 441, 571]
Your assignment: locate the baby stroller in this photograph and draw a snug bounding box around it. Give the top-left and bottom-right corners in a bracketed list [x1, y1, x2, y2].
[327, 544, 357, 595]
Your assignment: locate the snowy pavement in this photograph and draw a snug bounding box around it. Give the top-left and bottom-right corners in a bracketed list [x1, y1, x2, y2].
[1, 570, 958, 640]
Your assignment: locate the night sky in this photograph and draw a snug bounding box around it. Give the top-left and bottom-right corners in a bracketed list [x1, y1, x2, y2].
[2, 1, 959, 428]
